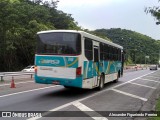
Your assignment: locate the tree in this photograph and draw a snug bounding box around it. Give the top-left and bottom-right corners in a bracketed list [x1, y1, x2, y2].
[0, 0, 55, 71]
[145, 0, 160, 25]
[0, 0, 81, 71]
[93, 28, 160, 64]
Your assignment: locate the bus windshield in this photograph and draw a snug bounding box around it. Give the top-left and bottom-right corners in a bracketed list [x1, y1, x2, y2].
[37, 32, 81, 55]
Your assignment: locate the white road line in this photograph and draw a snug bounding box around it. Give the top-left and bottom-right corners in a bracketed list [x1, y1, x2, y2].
[141, 78, 160, 83]
[0, 81, 34, 87]
[0, 86, 58, 98]
[28, 102, 108, 120]
[146, 76, 160, 79]
[73, 101, 94, 111]
[111, 89, 148, 101]
[27, 71, 156, 120]
[111, 71, 156, 89]
[73, 101, 108, 120]
[129, 82, 156, 89]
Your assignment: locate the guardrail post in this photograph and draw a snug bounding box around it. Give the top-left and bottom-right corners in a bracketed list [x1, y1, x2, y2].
[1, 76, 4, 82]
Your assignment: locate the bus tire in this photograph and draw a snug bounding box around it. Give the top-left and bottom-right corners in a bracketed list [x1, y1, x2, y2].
[98, 74, 104, 90]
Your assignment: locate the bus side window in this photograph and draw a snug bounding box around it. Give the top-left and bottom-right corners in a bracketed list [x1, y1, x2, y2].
[103, 44, 108, 60]
[100, 43, 104, 60]
[109, 46, 112, 60]
[85, 38, 93, 60]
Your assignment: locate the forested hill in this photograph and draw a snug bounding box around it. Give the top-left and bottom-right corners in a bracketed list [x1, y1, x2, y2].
[92, 28, 160, 64]
[0, 0, 80, 71]
[0, 1, 159, 71]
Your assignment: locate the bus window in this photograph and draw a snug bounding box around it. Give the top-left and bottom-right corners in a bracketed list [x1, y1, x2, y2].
[100, 43, 104, 60]
[85, 38, 93, 60]
[37, 32, 81, 55]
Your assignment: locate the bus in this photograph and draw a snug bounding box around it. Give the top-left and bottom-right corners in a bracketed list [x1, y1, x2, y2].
[34, 30, 124, 90]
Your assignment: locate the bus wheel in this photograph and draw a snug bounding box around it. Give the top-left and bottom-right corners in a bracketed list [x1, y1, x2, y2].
[98, 74, 104, 90]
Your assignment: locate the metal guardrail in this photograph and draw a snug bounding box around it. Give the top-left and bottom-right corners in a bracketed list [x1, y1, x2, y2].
[0, 72, 34, 82]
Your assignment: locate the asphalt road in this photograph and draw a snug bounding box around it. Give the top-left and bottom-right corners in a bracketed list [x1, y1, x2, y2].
[0, 69, 160, 120]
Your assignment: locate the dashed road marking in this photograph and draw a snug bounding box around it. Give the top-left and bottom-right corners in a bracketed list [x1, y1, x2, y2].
[141, 78, 160, 83]
[73, 101, 108, 120]
[129, 82, 156, 89]
[111, 89, 148, 101]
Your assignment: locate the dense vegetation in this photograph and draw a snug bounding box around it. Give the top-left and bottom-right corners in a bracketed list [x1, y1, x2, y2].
[0, 0, 160, 71]
[0, 0, 80, 71]
[92, 28, 160, 65]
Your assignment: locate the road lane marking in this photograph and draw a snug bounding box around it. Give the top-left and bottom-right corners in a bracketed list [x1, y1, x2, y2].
[0, 81, 34, 87]
[111, 89, 148, 101]
[73, 101, 108, 120]
[129, 82, 156, 89]
[73, 101, 94, 111]
[27, 71, 157, 120]
[111, 71, 156, 89]
[0, 86, 58, 98]
[28, 101, 108, 120]
[141, 78, 160, 83]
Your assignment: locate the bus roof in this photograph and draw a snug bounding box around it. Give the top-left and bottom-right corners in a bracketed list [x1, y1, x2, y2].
[37, 30, 123, 49]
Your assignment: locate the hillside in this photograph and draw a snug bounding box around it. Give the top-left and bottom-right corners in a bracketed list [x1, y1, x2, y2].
[92, 28, 160, 64]
[0, 0, 80, 71]
[0, 1, 159, 71]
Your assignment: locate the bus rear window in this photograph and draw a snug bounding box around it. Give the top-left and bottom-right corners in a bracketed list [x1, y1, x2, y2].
[37, 32, 81, 55]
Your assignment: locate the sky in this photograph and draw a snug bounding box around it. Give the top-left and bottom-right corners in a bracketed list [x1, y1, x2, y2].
[57, 0, 160, 40]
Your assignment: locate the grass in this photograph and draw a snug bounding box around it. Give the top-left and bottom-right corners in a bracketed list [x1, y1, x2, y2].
[156, 98, 160, 111]
[149, 97, 160, 120]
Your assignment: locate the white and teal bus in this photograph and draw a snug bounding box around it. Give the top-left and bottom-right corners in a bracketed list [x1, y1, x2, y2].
[35, 30, 124, 90]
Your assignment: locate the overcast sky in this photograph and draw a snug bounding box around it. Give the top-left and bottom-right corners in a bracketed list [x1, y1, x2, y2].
[57, 0, 160, 40]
